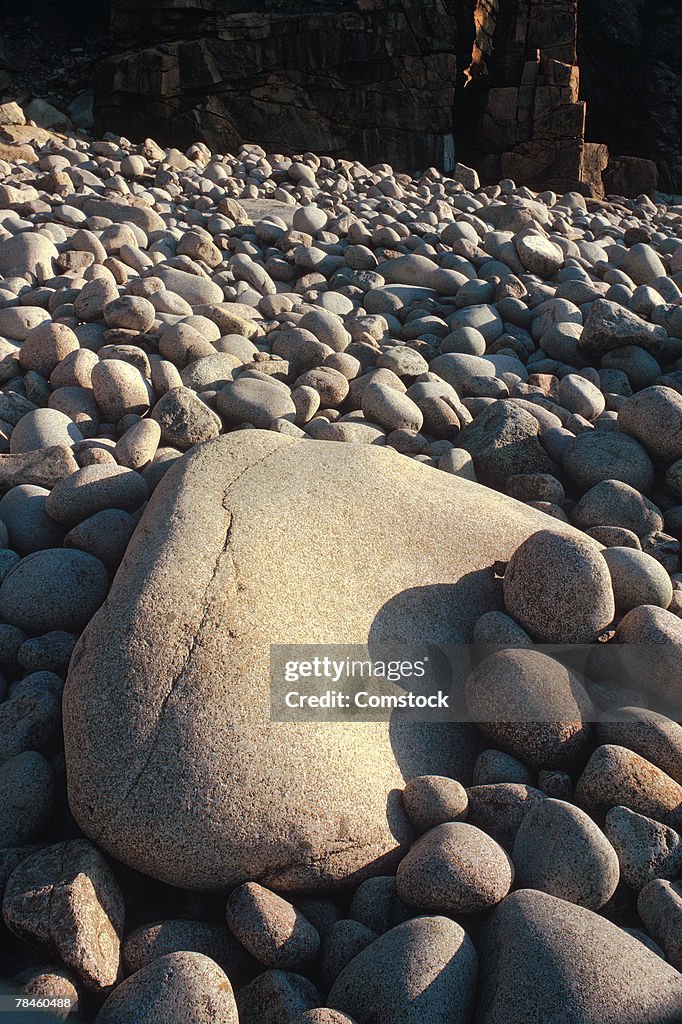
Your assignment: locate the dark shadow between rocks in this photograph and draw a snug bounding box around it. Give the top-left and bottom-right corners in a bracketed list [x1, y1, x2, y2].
[369, 575, 494, 789]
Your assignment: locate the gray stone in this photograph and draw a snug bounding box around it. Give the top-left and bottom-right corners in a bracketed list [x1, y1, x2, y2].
[348, 877, 410, 935]
[0, 549, 109, 635]
[503, 529, 615, 643]
[237, 970, 319, 1024]
[477, 888, 682, 1024]
[579, 299, 666, 355]
[0, 683, 60, 766]
[61, 432, 588, 891]
[226, 882, 320, 969]
[151, 386, 221, 450]
[3, 839, 124, 991]
[122, 919, 255, 982]
[459, 402, 554, 488]
[45, 465, 148, 527]
[563, 431, 654, 493]
[95, 952, 238, 1023]
[0, 446, 78, 491]
[465, 649, 593, 768]
[396, 822, 513, 912]
[180, 352, 242, 392]
[614, 606, 682, 706]
[103, 295, 156, 333]
[0, 751, 54, 847]
[618, 386, 682, 463]
[10, 409, 83, 455]
[0, 485, 65, 555]
[217, 377, 296, 429]
[573, 479, 664, 538]
[512, 798, 619, 909]
[320, 920, 377, 993]
[18, 631, 77, 675]
[604, 806, 682, 891]
[64, 509, 137, 572]
[575, 745, 682, 832]
[602, 547, 673, 613]
[473, 749, 532, 785]
[328, 916, 477, 1024]
[637, 879, 682, 973]
[401, 775, 468, 833]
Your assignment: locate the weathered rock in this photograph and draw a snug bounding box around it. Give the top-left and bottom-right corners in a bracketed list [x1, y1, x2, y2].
[465, 649, 593, 768]
[503, 529, 615, 643]
[0, 446, 79, 491]
[512, 798, 619, 909]
[327, 916, 478, 1024]
[576, 745, 682, 831]
[122, 918, 255, 983]
[401, 775, 468, 833]
[226, 883, 320, 969]
[3, 840, 124, 991]
[458, 402, 554, 488]
[63, 431, 594, 891]
[0, 549, 109, 635]
[614, 605, 682, 706]
[604, 806, 682, 891]
[151, 387, 221, 450]
[396, 822, 513, 912]
[476, 889, 682, 1024]
[94, 951, 238, 1023]
[579, 300, 666, 355]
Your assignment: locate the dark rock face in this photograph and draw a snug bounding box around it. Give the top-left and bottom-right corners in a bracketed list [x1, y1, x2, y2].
[96, 0, 680, 194]
[578, 0, 682, 194]
[96, 0, 460, 171]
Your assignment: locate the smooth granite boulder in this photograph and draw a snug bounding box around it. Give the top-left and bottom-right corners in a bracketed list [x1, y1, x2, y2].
[476, 889, 682, 1023]
[63, 431, 596, 891]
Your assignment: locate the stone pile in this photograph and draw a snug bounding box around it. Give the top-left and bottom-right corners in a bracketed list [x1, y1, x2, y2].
[0, 105, 681, 1021]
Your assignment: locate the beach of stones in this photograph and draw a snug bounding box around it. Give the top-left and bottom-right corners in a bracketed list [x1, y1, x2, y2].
[0, 98, 682, 1023]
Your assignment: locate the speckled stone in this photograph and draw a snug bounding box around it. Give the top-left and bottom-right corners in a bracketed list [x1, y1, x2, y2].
[512, 798, 619, 909]
[614, 605, 682, 706]
[236, 970, 319, 1024]
[596, 707, 682, 784]
[602, 547, 673, 613]
[122, 918, 255, 983]
[503, 530, 615, 643]
[0, 548, 109, 635]
[45, 464, 148, 527]
[562, 431, 655, 493]
[637, 879, 682, 973]
[604, 805, 682, 891]
[573, 479, 664, 538]
[94, 952, 238, 1023]
[3, 839, 124, 991]
[473, 749, 533, 785]
[319, 919, 378, 993]
[401, 775, 468, 832]
[465, 648, 593, 768]
[618, 386, 682, 463]
[396, 822, 513, 913]
[576, 745, 682, 831]
[348, 877, 411, 935]
[477, 888, 682, 1024]
[328, 916, 478, 1024]
[226, 882, 320, 969]
[62, 432, 591, 891]
[0, 751, 54, 846]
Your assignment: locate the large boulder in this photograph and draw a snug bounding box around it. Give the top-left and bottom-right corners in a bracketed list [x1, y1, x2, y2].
[476, 889, 682, 1023]
[63, 431, 594, 892]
